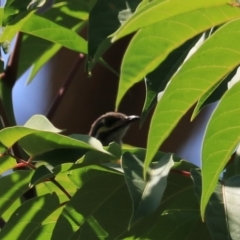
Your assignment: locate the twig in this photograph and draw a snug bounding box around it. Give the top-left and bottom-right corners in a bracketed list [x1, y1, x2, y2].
[46, 53, 85, 120]
[50, 178, 72, 200]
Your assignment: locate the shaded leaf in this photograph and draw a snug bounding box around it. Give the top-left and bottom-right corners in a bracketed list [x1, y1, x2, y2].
[33, 148, 88, 166]
[122, 151, 174, 228]
[0, 193, 60, 240]
[0, 170, 33, 216]
[223, 175, 240, 240]
[191, 169, 230, 240]
[87, 0, 140, 71]
[2, 0, 30, 24]
[202, 80, 240, 217]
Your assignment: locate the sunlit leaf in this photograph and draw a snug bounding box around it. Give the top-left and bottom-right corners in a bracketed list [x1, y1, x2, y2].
[141, 35, 201, 124]
[191, 68, 237, 120]
[19, 132, 108, 156]
[202, 80, 240, 218]
[145, 18, 240, 178]
[112, 0, 240, 41]
[116, 2, 240, 107]
[24, 114, 62, 132]
[52, 166, 130, 239]
[0, 170, 33, 216]
[0, 155, 17, 175]
[21, 14, 87, 53]
[0, 193, 60, 240]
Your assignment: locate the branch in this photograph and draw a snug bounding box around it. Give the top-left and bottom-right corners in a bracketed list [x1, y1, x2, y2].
[46, 53, 85, 120]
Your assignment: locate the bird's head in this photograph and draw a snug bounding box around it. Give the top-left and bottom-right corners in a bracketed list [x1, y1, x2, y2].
[89, 112, 139, 146]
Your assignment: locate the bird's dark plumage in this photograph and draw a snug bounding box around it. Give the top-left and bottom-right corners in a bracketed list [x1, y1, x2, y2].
[89, 112, 139, 145]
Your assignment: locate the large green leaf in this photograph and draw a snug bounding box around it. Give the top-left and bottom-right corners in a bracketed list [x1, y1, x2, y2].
[0, 170, 33, 216]
[19, 132, 108, 156]
[0, 193, 60, 240]
[20, 14, 87, 54]
[145, 18, 240, 176]
[122, 151, 173, 228]
[202, 80, 240, 218]
[52, 167, 130, 239]
[115, 2, 240, 107]
[112, 0, 240, 41]
[0, 114, 61, 147]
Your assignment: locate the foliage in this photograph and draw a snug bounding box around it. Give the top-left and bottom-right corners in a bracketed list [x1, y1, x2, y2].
[0, 0, 240, 239]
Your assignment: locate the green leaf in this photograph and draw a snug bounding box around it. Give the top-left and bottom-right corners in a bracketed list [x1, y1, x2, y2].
[24, 114, 62, 132]
[0, 114, 61, 147]
[67, 164, 121, 188]
[122, 151, 174, 228]
[223, 175, 240, 240]
[0, 193, 60, 240]
[0, 155, 17, 175]
[145, 18, 240, 177]
[191, 169, 230, 239]
[0, 170, 33, 216]
[52, 167, 130, 239]
[127, 163, 210, 239]
[191, 68, 237, 120]
[115, 3, 240, 107]
[2, 0, 31, 24]
[0, 8, 4, 28]
[201, 80, 240, 218]
[28, 222, 56, 240]
[19, 132, 108, 156]
[21, 14, 87, 54]
[112, 0, 240, 41]
[31, 162, 112, 187]
[87, 0, 140, 71]
[33, 148, 88, 166]
[141, 34, 201, 124]
[0, 11, 34, 42]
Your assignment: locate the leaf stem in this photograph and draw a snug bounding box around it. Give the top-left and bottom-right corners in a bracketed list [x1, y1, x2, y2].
[50, 177, 72, 200]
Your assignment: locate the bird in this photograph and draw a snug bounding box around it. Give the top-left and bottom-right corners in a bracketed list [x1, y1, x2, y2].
[89, 112, 140, 146]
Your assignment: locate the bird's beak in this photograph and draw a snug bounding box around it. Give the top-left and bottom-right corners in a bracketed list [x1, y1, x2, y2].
[126, 115, 140, 122]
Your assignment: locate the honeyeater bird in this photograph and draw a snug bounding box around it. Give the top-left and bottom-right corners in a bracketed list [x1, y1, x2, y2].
[89, 112, 139, 146]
